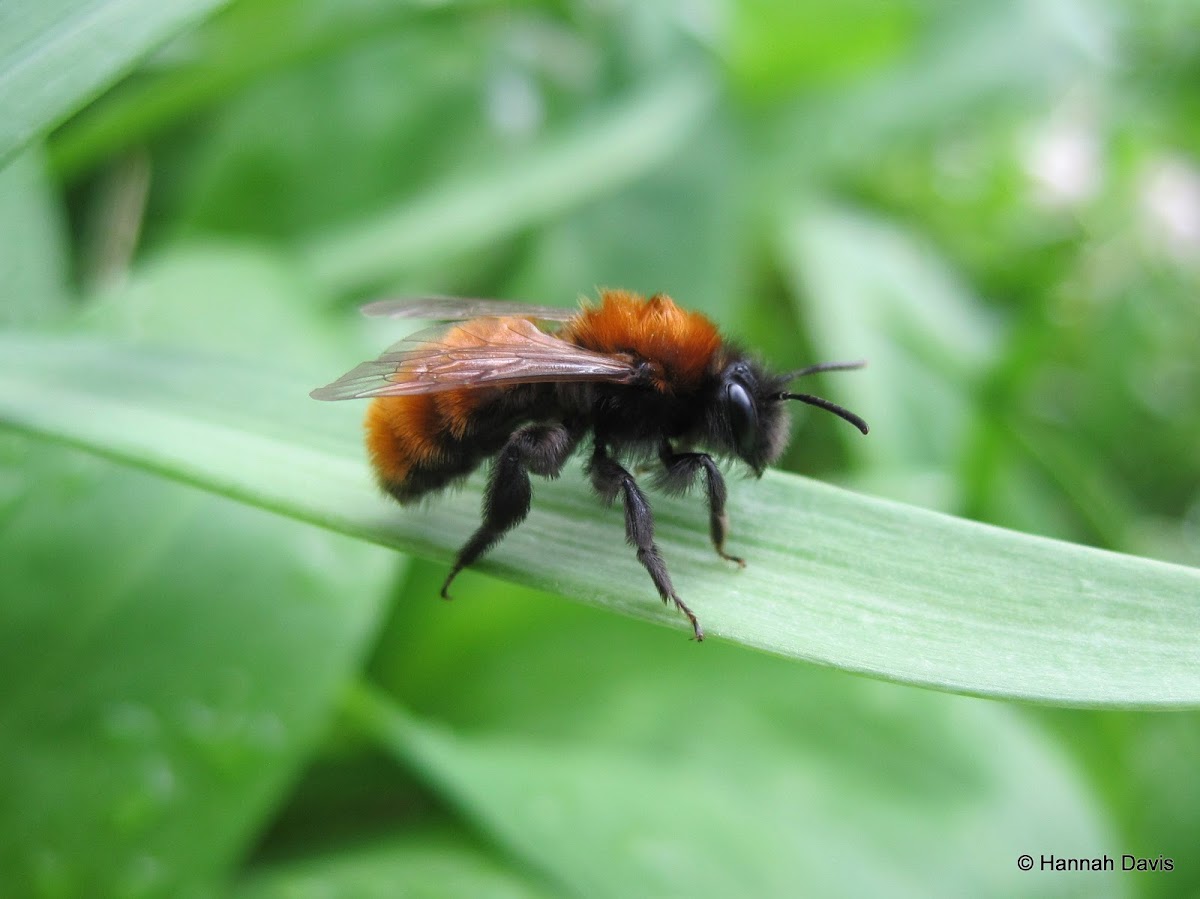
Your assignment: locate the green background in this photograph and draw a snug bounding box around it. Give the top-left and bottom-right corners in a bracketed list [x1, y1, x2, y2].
[1, 0, 1198, 896]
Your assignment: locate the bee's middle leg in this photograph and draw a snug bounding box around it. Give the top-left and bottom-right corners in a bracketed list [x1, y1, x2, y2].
[441, 424, 577, 598]
[588, 447, 704, 641]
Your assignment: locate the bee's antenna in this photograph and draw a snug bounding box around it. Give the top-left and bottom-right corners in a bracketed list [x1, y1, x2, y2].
[776, 392, 870, 434]
[776, 359, 868, 434]
[784, 360, 867, 379]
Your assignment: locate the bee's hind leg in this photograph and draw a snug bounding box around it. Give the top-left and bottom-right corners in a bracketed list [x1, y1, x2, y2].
[440, 423, 577, 599]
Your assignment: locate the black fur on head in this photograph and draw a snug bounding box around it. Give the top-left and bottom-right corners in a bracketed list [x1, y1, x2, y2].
[703, 355, 869, 476]
[702, 357, 792, 476]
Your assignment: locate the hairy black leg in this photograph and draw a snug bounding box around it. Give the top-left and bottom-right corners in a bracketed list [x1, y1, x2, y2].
[656, 442, 745, 567]
[589, 448, 704, 641]
[441, 424, 577, 599]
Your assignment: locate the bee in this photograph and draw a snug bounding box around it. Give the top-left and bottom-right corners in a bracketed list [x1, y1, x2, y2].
[311, 289, 868, 640]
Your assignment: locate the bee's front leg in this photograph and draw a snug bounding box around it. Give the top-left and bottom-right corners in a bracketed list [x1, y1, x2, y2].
[654, 440, 745, 568]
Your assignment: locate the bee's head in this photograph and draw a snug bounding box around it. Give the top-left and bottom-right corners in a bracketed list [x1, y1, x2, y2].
[711, 357, 869, 476]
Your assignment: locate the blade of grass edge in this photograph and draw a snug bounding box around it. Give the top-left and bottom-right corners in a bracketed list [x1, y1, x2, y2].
[0, 0, 231, 169]
[0, 333, 1197, 708]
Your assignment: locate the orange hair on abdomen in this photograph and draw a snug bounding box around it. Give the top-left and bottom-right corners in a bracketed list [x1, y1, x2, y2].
[364, 319, 502, 492]
[561, 290, 721, 390]
[365, 388, 488, 492]
[367, 394, 435, 487]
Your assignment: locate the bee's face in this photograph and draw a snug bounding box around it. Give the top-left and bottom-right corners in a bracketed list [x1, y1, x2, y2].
[711, 360, 790, 475]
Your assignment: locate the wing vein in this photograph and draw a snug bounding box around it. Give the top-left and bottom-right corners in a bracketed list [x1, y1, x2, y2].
[311, 314, 637, 401]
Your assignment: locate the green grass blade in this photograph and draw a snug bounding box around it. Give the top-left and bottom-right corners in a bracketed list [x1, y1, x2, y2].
[232, 831, 555, 899]
[0, 0, 229, 169]
[0, 448, 394, 897]
[47, 0, 490, 180]
[341, 681, 1119, 899]
[300, 69, 714, 295]
[1, 332, 1197, 708]
[0, 147, 71, 322]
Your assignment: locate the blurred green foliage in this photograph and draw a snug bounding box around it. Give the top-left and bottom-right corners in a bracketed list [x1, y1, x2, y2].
[2, 0, 1199, 896]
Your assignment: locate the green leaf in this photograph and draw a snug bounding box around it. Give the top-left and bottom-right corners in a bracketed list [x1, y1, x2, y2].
[0, 446, 394, 898]
[764, 0, 1113, 179]
[0, 332, 1196, 708]
[128, 5, 506, 244]
[48, 0, 487, 180]
[779, 202, 998, 479]
[234, 829, 554, 899]
[508, 117, 747, 323]
[299, 69, 715, 295]
[728, 0, 917, 98]
[0, 147, 70, 323]
[0, 244, 401, 897]
[344, 679, 1121, 899]
[361, 584, 1125, 897]
[80, 241, 349, 369]
[0, 0, 230, 169]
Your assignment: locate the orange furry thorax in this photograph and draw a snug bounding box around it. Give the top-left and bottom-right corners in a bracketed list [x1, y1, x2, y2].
[560, 290, 722, 391]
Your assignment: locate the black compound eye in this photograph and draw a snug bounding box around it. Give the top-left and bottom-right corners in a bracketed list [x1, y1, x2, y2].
[725, 381, 757, 455]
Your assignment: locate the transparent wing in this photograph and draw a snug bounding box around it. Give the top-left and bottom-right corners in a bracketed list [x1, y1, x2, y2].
[310, 317, 638, 401]
[360, 296, 578, 322]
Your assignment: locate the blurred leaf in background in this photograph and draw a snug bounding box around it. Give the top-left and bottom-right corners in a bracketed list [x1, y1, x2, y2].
[2, 0, 1199, 896]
